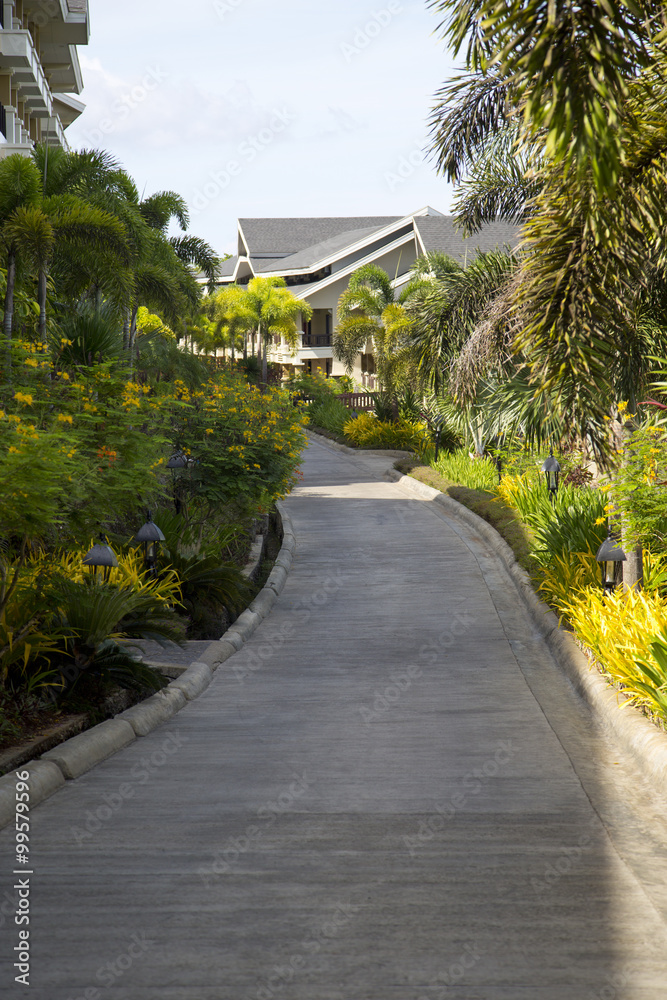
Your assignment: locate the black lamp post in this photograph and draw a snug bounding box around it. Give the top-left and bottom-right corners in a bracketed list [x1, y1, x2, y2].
[167, 450, 188, 471]
[595, 533, 627, 594]
[83, 538, 118, 582]
[133, 511, 165, 577]
[494, 454, 503, 483]
[541, 450, 561, 502]
[167, 449, 188, 514]
[434, 417, 444, 462]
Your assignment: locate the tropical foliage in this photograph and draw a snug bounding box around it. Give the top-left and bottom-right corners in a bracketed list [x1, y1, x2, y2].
[0, 144, 306, 736]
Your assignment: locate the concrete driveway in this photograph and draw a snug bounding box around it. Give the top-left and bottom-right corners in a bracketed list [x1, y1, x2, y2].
[1, 438, 667, 999]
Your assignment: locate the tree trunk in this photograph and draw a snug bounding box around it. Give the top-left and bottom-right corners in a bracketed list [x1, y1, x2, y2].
[128, 304, 139, 373]
[243, 332, 247, 360]
[617, 416, 644, 591]
[123, 308, 131, 351]
[4, 247, 16, 375]
[38, 268, 48, 343]
[623, 543, 643, 592]
[262, 337, 269, 385]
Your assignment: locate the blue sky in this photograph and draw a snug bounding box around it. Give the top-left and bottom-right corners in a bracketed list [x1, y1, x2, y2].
[67, 0, 457, 256]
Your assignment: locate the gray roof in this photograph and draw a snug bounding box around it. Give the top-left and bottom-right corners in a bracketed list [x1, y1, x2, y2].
[255, 225, 388, 273]
[239, 217, 401, 258]
[217, 255, 238, 278]
[415, 217, 519, 262]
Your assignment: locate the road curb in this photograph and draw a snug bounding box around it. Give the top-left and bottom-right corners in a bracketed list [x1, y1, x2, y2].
[41, 719, 137, 781]
[387, 466, 667, 793]
[0, 761, 66, 830]
[0, 502, 297, 829]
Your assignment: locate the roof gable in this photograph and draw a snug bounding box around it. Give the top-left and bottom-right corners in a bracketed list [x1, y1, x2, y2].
[414, 217, 519, 261]
[239, 217, 401, 258]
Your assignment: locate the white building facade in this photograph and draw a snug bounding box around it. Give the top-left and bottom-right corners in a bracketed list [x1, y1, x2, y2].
[213, 209, 518, 386]
[0, 0, 88, 158]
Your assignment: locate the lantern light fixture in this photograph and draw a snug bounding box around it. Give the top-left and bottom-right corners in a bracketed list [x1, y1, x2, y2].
[595, 533, 627, 594]
[133, 511, 165, 576]
[83, 539, 118, 582]
[541, 450, 561, 502]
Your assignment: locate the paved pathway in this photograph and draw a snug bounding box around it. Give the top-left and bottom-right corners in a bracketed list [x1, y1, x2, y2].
[2, 439, 667, 999]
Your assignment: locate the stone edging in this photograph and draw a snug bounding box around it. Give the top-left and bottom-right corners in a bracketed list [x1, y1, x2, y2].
[0, 502, 296, 830]
[386, 468, 667, 793]
[305, 427, 413, 459]
[309, 429, 667, 791]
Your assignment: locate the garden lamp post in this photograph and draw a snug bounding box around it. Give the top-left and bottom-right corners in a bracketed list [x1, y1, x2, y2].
[167, 450, 188, 471]
[541, 450, 561, 503]
[83, 538, 118, 583]
[595, 534, 627, 594]
[495, 455, 503, 483]
[434, 417, 444, 462]
[167, 449, 188, 514]
[133, 511, 165, 577]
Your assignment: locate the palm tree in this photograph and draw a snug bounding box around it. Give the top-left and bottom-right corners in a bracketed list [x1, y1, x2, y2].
[0, 155, 42, 363]
[246, 276, 312, 383]
[427, 0, 667, 450]
[207, 285, 257, 362]
[333, 264, 394, 374]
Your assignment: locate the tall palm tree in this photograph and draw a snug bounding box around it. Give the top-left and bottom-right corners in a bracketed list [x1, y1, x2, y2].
[333, 264, 394, 374]
[427, 0, 667, 450]
[207, 285, 257, 362]
[0, 155, 42, 362]
[246, 276, 312, 383]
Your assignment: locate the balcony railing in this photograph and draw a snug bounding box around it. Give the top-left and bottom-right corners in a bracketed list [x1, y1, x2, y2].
[302, 334, 332, 347]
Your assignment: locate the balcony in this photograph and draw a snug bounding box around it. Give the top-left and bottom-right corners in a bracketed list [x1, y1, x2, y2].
[302, 334, 332, 348]
[0, 29, 52, 114]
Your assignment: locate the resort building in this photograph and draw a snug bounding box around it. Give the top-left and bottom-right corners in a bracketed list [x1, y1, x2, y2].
[213, 208, 518, 385]
[0, 0, 88, 158]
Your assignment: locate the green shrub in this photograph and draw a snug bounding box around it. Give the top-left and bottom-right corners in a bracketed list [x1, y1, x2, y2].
[498, 472, 607, 565]
[309, 396, 350, 435]
[343, 412, 431, 454]
[431, 449, 499, 491]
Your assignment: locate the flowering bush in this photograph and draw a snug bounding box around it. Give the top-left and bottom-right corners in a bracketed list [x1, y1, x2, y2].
[343, 412, 431, 455]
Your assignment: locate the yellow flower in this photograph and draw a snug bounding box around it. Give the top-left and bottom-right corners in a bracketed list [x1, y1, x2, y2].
[57, 413, 74, 424]
[60, 338, 73, 346]
[13, 392, 33, 406]
[617, 401, 628, 414]
[24, 358, 38, 368]
[205, 428, 214, 435]
[9, 446, 20, 454]
[61, 372, 70, 380]
[594, 516, 606, 526]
